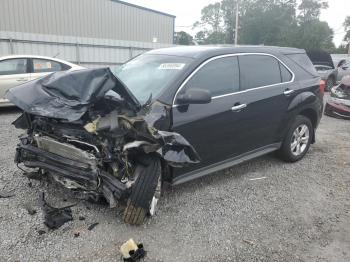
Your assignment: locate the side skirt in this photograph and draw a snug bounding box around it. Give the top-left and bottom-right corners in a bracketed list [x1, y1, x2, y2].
[171, 143, 281, 186]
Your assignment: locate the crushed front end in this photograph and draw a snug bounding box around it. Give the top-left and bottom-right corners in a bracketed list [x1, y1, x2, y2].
[8, 68, 200, 210]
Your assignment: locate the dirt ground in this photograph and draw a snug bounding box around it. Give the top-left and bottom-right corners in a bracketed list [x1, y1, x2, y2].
[0, 105, 349, 262]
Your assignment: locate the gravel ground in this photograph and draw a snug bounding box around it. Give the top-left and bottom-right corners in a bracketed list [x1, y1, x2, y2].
[0, 105, 349, 262]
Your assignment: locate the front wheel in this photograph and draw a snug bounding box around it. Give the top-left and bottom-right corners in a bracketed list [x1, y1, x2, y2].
[123, 155, 161, 225]
[278, 115, 313, 162]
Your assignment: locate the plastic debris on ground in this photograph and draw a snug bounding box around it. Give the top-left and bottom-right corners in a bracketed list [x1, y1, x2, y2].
[120, 239, 146, 262]
[39, 192, 75, 229]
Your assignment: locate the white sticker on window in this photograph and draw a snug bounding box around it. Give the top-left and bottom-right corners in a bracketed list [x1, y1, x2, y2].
[158, 63, 185, 70]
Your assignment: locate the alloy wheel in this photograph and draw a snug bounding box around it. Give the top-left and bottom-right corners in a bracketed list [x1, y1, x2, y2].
[290, 124, 310, 156]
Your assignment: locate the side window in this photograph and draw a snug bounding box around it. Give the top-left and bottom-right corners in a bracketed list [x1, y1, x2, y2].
[0, 59, 28, 75]
[33, 59, 64, 73]
[183, 56, 239, 97]
[239, 55, 281, 90]
[279, 62, 293, 82]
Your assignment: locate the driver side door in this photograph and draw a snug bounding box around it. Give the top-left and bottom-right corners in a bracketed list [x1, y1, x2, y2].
[171, 56, 241, 179]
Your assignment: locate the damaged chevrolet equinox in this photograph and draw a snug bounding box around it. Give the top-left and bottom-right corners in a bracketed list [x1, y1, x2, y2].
[7, 46, 324, 225]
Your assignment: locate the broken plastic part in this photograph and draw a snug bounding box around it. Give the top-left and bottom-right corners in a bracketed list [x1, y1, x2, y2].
[120, 239, 146, 261]
[39, 192, 75, 229]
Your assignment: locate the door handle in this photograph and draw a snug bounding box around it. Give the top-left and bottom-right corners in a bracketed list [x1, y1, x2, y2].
[284, 89, 294, 96]
[231, 103, 247, 112]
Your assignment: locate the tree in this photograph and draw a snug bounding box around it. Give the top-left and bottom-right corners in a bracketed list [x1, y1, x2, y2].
[193, 0, 335, 51]
[343, 16, 350, 43]
[298, 0, 328, 23]
[174, 31, 193, 45]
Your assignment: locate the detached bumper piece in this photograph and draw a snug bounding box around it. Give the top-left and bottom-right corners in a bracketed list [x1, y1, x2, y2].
[15, 138, 129, 207]
[325, 101, 350, 120]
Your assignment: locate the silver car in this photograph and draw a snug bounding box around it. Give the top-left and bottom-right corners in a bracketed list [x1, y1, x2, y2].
[0, 55, 84, 107]
[336, 59, 350, 82]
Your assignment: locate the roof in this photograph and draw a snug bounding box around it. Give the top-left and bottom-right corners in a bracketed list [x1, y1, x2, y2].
[110, 0, 176, 18]
[147, 45, 305, 58]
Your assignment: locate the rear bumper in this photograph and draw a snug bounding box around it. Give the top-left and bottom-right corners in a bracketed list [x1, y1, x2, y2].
[16, 141, 129, 205]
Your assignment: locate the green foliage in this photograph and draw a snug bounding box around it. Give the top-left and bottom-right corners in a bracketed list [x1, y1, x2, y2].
[193, 0, 336, 51]
[344, 16, 350, 42]
[175, 31, 193, 45]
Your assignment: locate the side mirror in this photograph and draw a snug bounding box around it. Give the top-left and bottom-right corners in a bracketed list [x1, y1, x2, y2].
[176, 88, 212, 105]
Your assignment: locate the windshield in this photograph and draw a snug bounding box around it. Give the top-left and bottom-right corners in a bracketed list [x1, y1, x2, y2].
[111, 54, 192, 104]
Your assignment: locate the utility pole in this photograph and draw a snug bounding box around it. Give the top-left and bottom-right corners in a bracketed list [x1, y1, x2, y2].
[234, 0, 239, 45]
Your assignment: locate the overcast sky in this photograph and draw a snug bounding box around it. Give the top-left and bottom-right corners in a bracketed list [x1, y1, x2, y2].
[124, 0, 349, 46]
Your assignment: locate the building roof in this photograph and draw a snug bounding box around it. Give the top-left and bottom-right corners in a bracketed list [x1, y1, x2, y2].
[110, 0, 176, 18]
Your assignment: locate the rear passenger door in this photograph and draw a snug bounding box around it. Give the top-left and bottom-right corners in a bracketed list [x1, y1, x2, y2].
[233, 54, 296, 153]
[30, 59, 69, 81]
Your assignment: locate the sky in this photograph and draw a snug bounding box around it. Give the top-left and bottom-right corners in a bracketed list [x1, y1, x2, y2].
[123, 0, 349, 47]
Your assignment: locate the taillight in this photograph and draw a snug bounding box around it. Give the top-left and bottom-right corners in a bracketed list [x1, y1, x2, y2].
[319, 80, 325, 96]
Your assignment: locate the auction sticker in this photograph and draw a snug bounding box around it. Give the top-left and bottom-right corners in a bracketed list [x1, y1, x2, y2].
[158, 63, 185, 70]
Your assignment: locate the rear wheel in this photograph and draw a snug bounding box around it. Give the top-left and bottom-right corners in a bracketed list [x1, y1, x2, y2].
[123, 155, 161, 225]
[278, 115, 313, 162]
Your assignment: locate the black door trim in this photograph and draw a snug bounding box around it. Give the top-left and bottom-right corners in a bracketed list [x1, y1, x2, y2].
[171, 142, 281, 185]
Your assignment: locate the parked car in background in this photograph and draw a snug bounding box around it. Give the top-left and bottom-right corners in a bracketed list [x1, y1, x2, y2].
[325, 75, 350, 119]
[0, 55, 84, 107]
[335, 59, 350, 82]
[7, 46, 324, 224]
[306, 50, 338, 91]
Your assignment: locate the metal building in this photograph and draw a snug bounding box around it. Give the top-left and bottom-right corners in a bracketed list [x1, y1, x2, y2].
[0, 0, 175, 67]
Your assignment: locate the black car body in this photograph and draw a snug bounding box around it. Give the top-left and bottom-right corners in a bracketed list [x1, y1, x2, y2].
[7, 46, 324, 224]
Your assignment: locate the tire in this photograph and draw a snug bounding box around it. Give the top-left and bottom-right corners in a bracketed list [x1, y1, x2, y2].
[278, 115, 313, 162]
[123, 155, 161, 225]
[326, 77, 335, 91]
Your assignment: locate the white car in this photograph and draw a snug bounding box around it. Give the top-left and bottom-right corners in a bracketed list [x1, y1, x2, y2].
[0, 55, 84, 107]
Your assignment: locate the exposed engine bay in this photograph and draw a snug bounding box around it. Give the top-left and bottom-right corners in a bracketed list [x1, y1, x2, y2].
[7, 68, 200, 208]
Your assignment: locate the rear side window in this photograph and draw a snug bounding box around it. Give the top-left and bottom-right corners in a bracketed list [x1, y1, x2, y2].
[0, 59, 27, 75]
[239, 55, 281, 90]
[286, 53, 317, 76]
[184, 56, 239, 97]
[279, 62, 293, 82]
[33, 59, 66, 73]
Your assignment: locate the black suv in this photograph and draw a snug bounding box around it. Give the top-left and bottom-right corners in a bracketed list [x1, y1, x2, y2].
[7, 46, 324, 225]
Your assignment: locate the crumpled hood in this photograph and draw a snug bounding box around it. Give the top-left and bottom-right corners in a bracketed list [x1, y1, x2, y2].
[6, 68, 141, 122]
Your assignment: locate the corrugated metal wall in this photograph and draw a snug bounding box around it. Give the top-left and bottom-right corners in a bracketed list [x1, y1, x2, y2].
[0, 0, 175, 67]
[0, 31, 173, 68]
[0, 0, 175, 44]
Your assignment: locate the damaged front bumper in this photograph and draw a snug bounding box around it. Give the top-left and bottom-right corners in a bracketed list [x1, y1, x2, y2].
[15, 136, 129, 207]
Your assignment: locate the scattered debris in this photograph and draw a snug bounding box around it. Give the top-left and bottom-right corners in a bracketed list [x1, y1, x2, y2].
[0, 189, 15, 198]
[249, 177, 267, 181]
[37, 229, 46, 235]
[73, 231, 80, 238]
[243, 239, 255, 245]
[78, 216, 86, 221]
[87, 222, 99, 231]
[24, 203, 37, 215]
[39, 192, 75, 229]
[120, 239, 146, 262]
